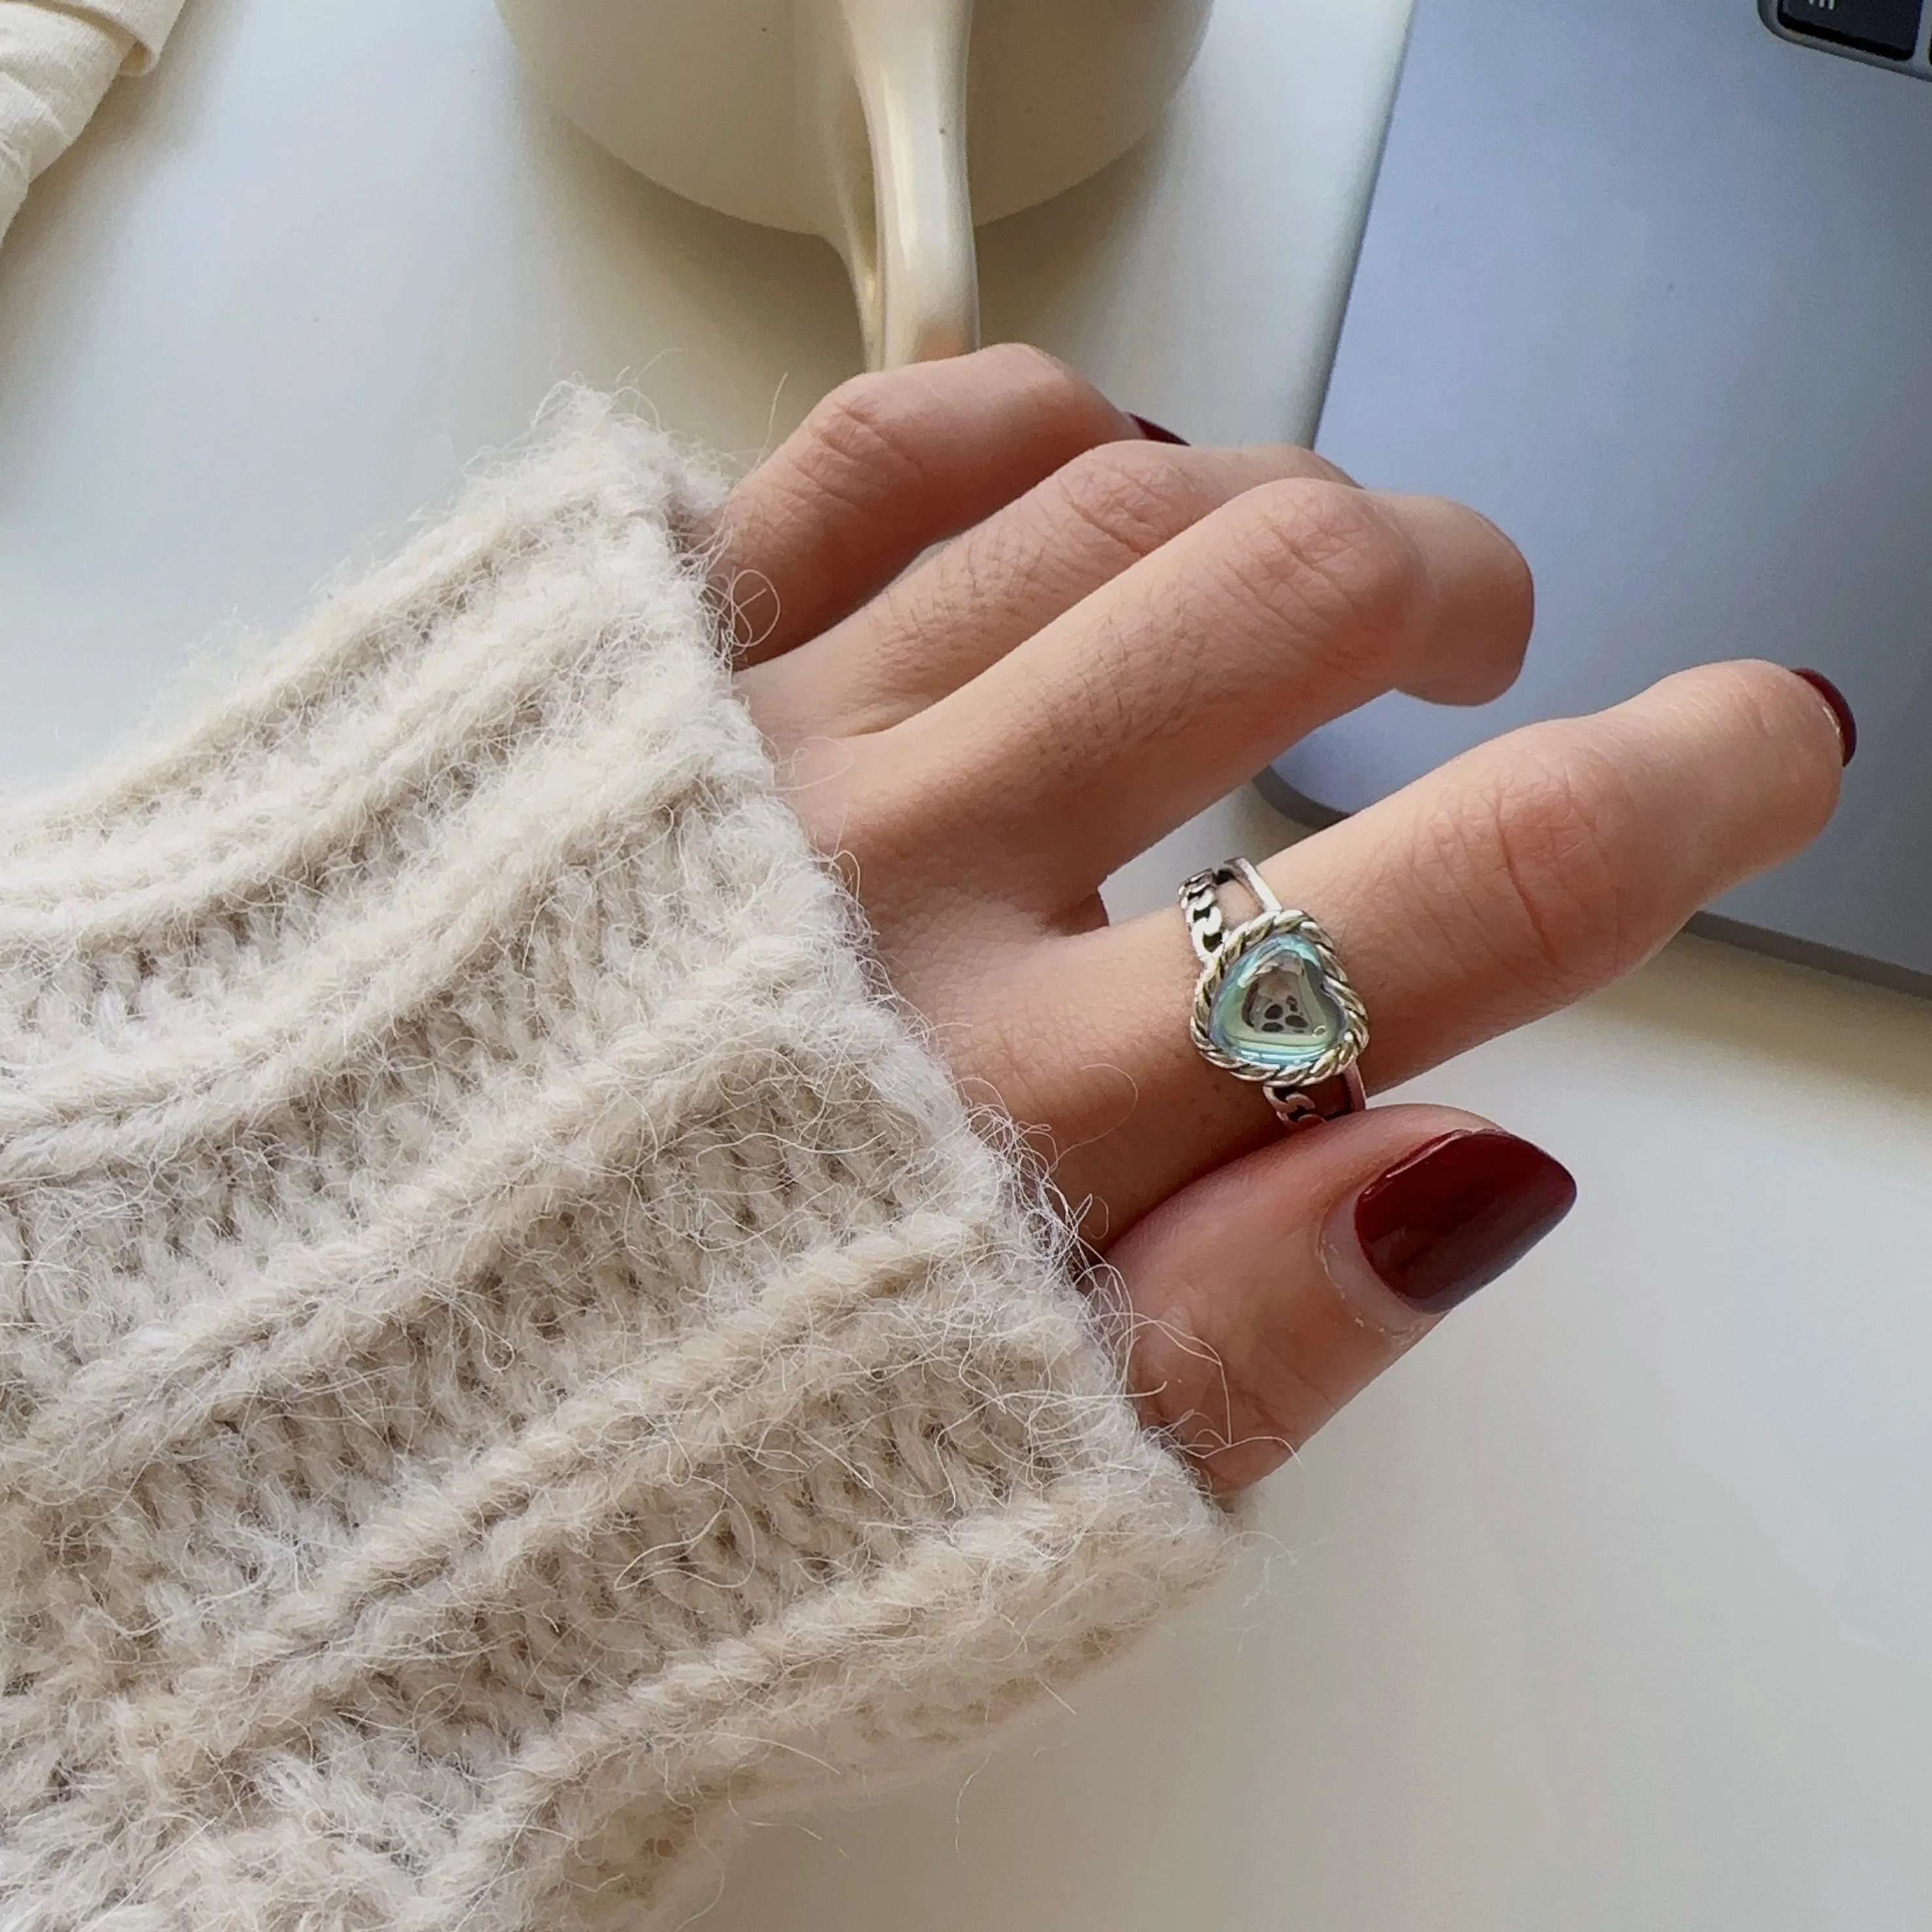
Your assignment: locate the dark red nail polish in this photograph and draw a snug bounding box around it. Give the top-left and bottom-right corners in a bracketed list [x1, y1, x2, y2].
[1129, 413, 1189, 445]
[1790, 668, 1857, 766]
[1354, 1131, 1577, 1316]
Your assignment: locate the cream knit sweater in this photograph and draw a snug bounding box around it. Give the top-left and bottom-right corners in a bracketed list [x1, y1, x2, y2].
[0, 395, 1233, 1930]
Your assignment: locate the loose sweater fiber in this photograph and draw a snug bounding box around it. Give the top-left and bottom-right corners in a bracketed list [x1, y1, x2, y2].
[0, 394, 1233, 1929]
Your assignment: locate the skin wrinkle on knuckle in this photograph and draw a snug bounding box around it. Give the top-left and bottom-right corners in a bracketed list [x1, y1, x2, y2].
[832, 562, 1010, 718]
[795, 377, 949, 515]
[843, 449, 1201, 712]
[969, 516, 1067, 614]
[943, 341, 1121, 448]
[741, 349, 1103, 560]
[921, 511, 1068, 639]
[1044, 442, 1211, 563]
[942, 615, 1130, 790]
[1452, 739, 1655, 997]
[731, 445, 881, 588]
[1220, 481, 1433, 692]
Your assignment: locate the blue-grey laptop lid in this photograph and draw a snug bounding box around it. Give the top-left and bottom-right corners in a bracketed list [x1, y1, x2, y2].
[1271, 0, 1932, 992]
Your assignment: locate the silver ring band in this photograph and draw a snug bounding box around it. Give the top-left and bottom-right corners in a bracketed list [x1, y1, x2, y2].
[1179, 860, 1369, 1133]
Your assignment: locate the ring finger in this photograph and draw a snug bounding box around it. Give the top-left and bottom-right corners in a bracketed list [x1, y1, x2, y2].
[967, 660, 1846, 1233]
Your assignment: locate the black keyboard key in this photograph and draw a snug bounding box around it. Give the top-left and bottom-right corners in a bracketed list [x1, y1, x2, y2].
[1779, 0, 1924, 59]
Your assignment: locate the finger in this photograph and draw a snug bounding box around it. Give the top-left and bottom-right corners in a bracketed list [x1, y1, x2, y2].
[1271, 657, 1847, 1083]
[710, 343, 1139, 666]
[1018, 659, 1844, 1229]
[887, 479, 1532, 902]
[744, 439, 1352, 740]
[1113, 1106, 1576, 1495]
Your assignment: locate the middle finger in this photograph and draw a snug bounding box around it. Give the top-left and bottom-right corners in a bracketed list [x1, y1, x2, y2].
[882, 477, 1532, 908]
[742, 439, 1348, 741]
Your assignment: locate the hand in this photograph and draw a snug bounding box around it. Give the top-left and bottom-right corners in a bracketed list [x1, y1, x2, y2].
[716, 345, 1846, 1497]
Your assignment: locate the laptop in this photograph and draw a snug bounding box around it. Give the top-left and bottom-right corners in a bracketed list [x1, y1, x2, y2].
[1264, 0, 1932, 995]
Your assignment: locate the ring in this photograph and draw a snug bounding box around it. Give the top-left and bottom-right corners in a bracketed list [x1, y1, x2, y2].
[1179, 859, 1369, 1133]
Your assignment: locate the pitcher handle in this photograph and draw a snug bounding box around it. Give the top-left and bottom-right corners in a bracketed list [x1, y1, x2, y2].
[820, 0, 979, 368]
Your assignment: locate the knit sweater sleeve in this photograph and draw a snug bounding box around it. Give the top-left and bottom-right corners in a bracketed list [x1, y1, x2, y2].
[0, 393, 1234, 1931]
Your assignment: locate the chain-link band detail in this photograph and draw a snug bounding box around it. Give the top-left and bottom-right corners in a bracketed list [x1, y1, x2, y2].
[1179, 859, 1369, 1133]
[1180, 857, 1280, 967]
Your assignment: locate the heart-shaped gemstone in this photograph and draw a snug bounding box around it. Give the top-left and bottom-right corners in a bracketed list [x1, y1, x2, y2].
[1205, 930, 1351, 1078]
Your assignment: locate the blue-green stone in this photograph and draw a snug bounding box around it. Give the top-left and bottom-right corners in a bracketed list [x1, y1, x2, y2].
[1207, 931, 1348, 1077]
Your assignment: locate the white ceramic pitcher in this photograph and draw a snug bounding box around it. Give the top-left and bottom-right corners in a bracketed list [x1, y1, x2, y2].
[496, 0, 1214, 368]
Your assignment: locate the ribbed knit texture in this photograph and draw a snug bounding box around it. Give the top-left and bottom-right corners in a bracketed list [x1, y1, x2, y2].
[0, 393, 1233, 1931]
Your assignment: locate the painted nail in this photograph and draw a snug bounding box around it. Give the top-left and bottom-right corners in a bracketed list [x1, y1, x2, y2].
[1790, 668, 1857, 766]
[1353, 1131, 1577, 1316]
[1129, 413, 1189, 445]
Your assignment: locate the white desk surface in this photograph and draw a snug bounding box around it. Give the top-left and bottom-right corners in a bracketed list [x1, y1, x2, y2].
[7, 3, 1932, 1925]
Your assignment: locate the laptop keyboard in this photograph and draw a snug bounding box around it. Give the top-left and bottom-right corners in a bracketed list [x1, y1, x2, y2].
[1775, 0, 1925, 62]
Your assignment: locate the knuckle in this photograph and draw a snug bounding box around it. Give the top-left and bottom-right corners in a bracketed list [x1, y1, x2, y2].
[1222, 480, 1433, 673]
[798, 370, 938, 499]
[972, 339, 1093, 409]
[1066, 601, 1205, 757]
[1044, 440, 1207, 561]
[792, 345, 1117, 507]
[1427, 735, 1659, 1001]
[942, 518, 1061, 633]
[975, 342, 1127, 451]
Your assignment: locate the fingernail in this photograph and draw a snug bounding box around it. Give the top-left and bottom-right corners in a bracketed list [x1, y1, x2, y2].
[1790, 668, 1858, 766]
[1352, 1131, 1577, 1317]
[1128, 413, 1189, 445]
